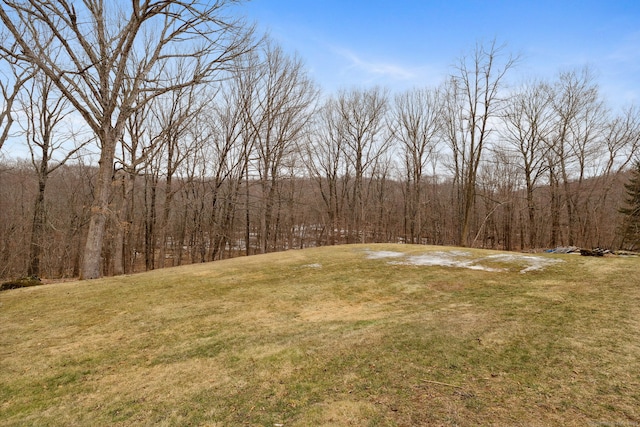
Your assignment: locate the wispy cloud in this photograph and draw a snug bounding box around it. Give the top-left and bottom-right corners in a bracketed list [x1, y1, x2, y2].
[332, 46, 416, 81]
[334, 48, 416, 80]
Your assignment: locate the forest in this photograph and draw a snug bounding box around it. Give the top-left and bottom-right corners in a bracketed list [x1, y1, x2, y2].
[1, 1, 639, 280]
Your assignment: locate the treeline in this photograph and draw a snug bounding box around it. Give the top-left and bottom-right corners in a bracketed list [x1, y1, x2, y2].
[0, 156, 632, 280]
[1, 2, 639, 280]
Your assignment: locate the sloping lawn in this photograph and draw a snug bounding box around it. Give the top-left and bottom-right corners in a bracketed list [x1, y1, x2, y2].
[1, 244, 639, 426]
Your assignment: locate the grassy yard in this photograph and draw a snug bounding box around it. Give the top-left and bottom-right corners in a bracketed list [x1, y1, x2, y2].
[1, 244, 639, 426]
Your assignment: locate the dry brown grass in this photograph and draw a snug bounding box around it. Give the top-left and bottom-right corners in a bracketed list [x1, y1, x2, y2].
[1, 244, 639, 426]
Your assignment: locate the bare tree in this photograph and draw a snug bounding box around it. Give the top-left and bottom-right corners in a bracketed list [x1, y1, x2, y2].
[203, 71, 254, 260]
[500, 79, 554, 248]
[112, 97, 161, 275]
[20, 71, 91, 276]
[441, 40, 517, 246]
[548, 67, 604, 246]
[142, 140, 164, 271]
[153, 84, 205, 268]
[305, 98, 351, 246]
[335, 86, 390, 243]
[600, 106, 640, 177]
[581, 105, 640, 247]
[390, 87, 441, 244]
[0, 0, 252, 278]
[244, 41, 317, 253]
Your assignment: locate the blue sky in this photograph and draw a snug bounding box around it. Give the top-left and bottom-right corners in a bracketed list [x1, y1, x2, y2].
[2, 1, 638, 160]
[236, 0, 640, 109]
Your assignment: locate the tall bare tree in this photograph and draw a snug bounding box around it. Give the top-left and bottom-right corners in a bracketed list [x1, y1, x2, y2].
[441, 40, 517, 246]
[548, 67, 603, 245]
[203, 70, 255, 260]
[20, 71, 90, 276]
[112, 98, 157, 275]
[335, 86, 390, 243]
[581, 105, 640, 246]
[390, 87, 441, 244]
[0, 0, 252, 278]
[501, 79, 554, 248]
[244, 41, 317, 253]
[153, 84, 205, 268]
[305, 98, 351, 245]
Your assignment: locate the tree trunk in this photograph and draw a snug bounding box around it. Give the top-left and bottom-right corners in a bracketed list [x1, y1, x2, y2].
[80, 133, 117, 279]
[549, 169, 561, 248]
[144, 172, 159, 271]
[526, 183, 537, 249]
[460, 173, 476, 247]
[158, 172, 174, 269]
[27, 175, 47, 277]
[113, 172, 135, 276]
[244, 168, 251, 256]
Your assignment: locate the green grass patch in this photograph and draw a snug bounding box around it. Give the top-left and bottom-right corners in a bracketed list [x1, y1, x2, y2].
[1, 244, 639, 426]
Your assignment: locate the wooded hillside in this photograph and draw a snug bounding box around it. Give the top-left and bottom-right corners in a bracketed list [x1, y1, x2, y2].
[0, 161, 633, 280]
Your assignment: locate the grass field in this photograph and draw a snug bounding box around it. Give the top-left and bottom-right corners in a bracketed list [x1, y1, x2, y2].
[1, 244, 639, 426]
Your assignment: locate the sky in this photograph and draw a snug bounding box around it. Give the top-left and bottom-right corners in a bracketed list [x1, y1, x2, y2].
[235, 0, 640, 109]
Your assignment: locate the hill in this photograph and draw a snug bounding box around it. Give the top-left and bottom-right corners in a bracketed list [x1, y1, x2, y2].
[1, 244, 639, 426]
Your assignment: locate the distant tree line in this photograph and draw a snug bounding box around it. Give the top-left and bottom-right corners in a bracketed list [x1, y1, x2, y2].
[1, 1, 639, 280]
